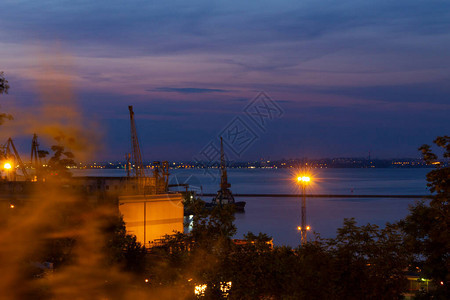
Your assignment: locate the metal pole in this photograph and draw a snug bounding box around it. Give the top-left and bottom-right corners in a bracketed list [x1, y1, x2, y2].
[144, 201, 147, 248]
[301, 184, 307, 245]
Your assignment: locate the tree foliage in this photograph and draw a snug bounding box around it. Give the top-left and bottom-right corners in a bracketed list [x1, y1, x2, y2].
[147, 202, 409, 299]
[103, 213, 147, 274]
[0, 71, 9, 94]
[0, 71, 13, 125]
[400, 135, 450, 298]
[326, 219, 408, 300]
[39, 144, 76, 180]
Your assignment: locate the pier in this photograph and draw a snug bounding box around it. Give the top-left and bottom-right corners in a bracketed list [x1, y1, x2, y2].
[202, 193, 430, 199]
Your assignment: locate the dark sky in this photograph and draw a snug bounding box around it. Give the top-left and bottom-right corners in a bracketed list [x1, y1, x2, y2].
[0, 0, 449, 161]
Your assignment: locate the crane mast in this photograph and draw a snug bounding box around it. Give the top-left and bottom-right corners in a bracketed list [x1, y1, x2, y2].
[129, 105, 145, 178]
[220, 137, 231, 190]
[213, 137, 235, 205]
[30, 134, 41, 181]
[31, 134, 40, 168]
[129, 105, 147, 192]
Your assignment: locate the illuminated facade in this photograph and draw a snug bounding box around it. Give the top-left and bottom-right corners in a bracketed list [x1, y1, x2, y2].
[118, 193, 184, 247]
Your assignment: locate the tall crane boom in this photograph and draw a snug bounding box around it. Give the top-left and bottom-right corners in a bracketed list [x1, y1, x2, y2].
[7, 138, 30, 181]
[220, 137, 231, 190]
[128, 105, 146, 179]
[31, 133, 40, 169]
[213, 137, 235, 205]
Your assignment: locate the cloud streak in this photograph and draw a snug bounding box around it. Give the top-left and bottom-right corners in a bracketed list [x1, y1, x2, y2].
[0, 0, 449, 159]
[150, 87, 228, 94]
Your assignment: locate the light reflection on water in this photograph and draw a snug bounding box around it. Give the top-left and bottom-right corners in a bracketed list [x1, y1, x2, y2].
[73, 168, 431, 247]
[234, 196, 416, 247]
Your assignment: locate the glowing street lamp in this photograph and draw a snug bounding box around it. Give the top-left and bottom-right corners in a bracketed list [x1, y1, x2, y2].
[297, 174, 311, 245]
[297, 176, 310, 183]
[3, 162, 13, 181]
[297, 226, 311, 232]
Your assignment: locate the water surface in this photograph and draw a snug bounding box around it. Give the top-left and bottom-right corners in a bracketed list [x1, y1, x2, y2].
[73, 168, 432, 246]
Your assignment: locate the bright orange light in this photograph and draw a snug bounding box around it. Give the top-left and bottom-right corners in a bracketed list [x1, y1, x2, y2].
[306, 226, 310, 230]
[3, 162, 12, 170]
[10, 204, 14, 209]
[144, 279, 149, 283]
[297, 226, 301, 231]
[297, 176, 311, 183]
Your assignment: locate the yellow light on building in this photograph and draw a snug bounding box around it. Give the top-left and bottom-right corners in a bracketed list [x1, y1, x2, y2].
[220, 281, 232, 296]
[194, 284, 207, 296]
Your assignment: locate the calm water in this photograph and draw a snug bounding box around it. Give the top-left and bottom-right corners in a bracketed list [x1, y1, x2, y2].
[72, 168, 432, 247]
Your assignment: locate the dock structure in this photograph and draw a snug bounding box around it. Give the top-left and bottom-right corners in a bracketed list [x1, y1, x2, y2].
[203, 193, 430, 199]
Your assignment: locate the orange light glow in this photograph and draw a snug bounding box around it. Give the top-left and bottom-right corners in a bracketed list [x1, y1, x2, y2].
[297, 176, 311, 183]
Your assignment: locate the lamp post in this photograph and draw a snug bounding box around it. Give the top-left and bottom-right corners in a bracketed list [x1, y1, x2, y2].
[297, 176, 310, 245]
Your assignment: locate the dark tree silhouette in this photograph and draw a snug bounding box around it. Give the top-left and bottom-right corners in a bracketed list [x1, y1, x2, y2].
[0, 71, 9, 94]
[400, 135, 450, 298]
[0, 71, 13, 125]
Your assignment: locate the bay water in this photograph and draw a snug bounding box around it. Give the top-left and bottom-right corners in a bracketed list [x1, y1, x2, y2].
[72, 168, 432, 247]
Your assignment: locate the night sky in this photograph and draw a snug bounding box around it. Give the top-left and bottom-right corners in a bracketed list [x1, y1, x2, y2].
[0, 0, 449, 161]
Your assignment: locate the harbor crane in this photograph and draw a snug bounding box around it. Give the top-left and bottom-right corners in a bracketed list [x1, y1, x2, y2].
[129, 105, 146, 179]
[1, 138, 30, 181]
[31, 133, 40, 169]
[213, 137, 235, 205]
[128, 105, 169, 194]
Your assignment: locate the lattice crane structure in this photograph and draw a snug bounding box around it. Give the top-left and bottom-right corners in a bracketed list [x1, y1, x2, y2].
[213, 137, 235, 205]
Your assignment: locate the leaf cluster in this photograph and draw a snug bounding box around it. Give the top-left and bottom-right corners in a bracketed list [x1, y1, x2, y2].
[400, 135, 450, 298]
[0, 71, 12, 125]
[0, 71, 9, 94]
[147, 209, 409, 299]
